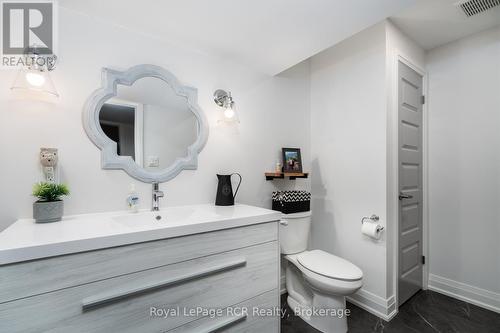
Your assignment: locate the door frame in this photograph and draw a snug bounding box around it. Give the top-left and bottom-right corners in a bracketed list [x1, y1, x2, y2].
[106, 98, 144, 167]
[389, 50, 429, 312]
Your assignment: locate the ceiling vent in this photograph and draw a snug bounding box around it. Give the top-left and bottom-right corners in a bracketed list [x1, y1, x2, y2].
[457, 0, 500, 17]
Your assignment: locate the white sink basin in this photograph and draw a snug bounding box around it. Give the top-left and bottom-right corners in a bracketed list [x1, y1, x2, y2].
[112, 207, 197, 228]
[0, 204, 281, 265]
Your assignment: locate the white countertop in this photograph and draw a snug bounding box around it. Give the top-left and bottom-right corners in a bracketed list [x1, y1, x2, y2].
[0, 204, 281, 265]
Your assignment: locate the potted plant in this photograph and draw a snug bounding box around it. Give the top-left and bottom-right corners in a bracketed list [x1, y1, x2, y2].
[32, 182, 70, 223]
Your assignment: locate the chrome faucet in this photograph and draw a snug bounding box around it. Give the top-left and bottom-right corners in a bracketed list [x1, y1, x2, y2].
[152, 182, 164, 211]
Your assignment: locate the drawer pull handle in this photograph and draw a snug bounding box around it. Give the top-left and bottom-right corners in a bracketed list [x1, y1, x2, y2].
[198, 314, 248, 333]
[81, 257, 247, 311]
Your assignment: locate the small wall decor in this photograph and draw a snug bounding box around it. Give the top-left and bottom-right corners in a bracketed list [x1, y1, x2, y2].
[282, 148, 303, 173]
[40, 148, 58, 183]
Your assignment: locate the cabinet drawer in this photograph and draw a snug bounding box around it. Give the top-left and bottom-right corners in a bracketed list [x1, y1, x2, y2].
[0, 241, 278, 333]
[0, 222, 277, 303]
[168, 290, 280, 333]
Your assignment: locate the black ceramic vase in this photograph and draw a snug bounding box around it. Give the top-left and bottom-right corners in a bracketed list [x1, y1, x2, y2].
[215, 173, 242, 206]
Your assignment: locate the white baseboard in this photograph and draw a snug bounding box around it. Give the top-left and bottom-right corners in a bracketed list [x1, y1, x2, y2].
[281, 284, 396, 321]
[347, 289, 397, 321]
[280, 286, 396, 321]
[428, 274, 500, 314]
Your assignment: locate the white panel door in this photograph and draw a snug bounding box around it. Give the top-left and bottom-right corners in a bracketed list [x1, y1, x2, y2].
[398, 61, 424, 306]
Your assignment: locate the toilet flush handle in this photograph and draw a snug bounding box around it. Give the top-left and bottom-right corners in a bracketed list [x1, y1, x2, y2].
[280, 219, 288, 226]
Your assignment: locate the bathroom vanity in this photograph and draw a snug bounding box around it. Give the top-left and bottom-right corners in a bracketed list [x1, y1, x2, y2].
[0, 204, 281, 332]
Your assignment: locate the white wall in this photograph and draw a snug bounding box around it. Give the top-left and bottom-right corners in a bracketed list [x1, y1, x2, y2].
[310, 22, 389, 311]
[426, 26, 500, 307]
[0, 6, 311, 231]
[309, 21, 425, 318]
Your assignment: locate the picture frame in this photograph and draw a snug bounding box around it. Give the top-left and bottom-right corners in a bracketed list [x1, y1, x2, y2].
[282, 148, 302, 173]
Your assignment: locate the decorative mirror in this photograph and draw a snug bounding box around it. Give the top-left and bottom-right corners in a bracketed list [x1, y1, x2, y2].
[83, 64, 209, 183]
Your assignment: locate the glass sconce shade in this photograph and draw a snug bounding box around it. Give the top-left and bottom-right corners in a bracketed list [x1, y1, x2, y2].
[11, 68, 59, 97]
[214, 89, 239, 124]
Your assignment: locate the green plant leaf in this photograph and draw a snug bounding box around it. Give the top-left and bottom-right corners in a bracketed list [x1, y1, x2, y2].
[32, 182, 70, 202]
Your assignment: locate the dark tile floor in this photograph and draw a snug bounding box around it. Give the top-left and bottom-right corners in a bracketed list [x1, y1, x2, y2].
[281, 290, 500, 333]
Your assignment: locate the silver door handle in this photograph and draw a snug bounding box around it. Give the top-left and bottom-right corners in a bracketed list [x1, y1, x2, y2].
[399, 193, 413, 200]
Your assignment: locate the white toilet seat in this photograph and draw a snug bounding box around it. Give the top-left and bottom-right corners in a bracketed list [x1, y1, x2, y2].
[297, 250, 363, 281]
[286, 250, 363, 296]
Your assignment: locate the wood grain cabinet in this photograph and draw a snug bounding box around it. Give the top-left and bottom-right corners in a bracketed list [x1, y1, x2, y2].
[0, 222, 280, 333]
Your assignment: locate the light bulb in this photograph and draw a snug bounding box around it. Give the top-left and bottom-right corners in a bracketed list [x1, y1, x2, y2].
[25, 72, 46, 87]
[224, 107, 235, 119]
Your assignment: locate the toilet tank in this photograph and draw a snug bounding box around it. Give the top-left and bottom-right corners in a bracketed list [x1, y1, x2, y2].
[279, 211, 312, 254]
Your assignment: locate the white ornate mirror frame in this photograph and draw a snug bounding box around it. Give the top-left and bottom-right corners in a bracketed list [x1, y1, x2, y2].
[83, 64, 209, 183]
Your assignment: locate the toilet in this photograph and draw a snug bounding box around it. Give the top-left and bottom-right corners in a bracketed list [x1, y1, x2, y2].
[280, 211, 363, 333]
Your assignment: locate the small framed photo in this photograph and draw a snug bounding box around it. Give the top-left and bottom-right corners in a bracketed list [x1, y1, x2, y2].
[282, 148, 302, 173]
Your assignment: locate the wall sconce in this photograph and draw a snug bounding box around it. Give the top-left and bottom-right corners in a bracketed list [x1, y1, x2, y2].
[214, 89, 239, 123]
[11, 47, 59, 97]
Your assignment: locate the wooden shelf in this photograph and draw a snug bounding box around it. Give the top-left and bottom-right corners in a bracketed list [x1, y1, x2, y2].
[265, 172, 309, 181]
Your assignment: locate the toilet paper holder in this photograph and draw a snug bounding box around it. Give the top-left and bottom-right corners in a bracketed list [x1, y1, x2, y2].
[361, 215, 384, 230]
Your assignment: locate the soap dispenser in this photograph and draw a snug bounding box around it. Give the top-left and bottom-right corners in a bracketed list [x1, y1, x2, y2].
[126, 184, 140, 213]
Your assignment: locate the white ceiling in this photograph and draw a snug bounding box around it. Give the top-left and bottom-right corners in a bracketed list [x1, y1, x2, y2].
[390, 0, 500, 50]
[59, 0, 415, 75]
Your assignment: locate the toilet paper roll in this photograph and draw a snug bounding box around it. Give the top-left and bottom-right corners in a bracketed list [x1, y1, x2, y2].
[361, 221, 384, 240]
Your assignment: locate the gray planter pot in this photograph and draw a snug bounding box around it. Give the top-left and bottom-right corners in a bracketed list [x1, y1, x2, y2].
[33, 200, 64, 223]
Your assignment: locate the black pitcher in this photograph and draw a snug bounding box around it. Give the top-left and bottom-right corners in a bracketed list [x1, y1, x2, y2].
[215, 173, 242, 206]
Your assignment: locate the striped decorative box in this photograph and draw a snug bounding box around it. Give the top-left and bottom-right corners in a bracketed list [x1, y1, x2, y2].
[272, 190, 311, 214]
